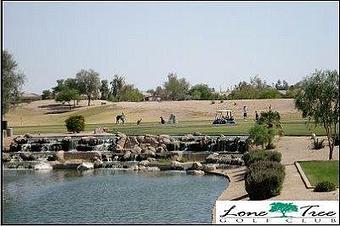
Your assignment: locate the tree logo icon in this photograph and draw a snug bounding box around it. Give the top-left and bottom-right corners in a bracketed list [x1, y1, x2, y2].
[269, 202, 298, 218]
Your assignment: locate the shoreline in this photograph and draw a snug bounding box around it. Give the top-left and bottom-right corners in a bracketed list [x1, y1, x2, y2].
[210, 166, 248, 224]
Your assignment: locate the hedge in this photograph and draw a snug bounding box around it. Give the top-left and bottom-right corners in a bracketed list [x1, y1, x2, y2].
[245, 160, 285, 200]
[242, 150, 282, 167]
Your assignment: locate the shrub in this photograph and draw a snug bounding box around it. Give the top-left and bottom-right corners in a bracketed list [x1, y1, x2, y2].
[65, 115, 85, 133]
[245, 161, 285, 200]
[242, 150, 282, 167]
[249, 124, 272, 149]
[314, 181, 337, 192]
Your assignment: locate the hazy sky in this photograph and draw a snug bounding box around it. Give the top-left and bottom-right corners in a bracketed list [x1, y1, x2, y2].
[3, 2, 339, 94]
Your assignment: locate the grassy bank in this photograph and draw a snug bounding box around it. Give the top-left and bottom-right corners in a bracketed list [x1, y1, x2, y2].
[12, 120, 325, 136]
[298, 160, 339, 186]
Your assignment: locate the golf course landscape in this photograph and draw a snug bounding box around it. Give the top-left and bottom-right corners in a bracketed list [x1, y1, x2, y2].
[4, 98, 325, 136]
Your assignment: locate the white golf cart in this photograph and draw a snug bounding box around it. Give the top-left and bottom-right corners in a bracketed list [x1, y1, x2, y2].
[212, 109, 236, 125]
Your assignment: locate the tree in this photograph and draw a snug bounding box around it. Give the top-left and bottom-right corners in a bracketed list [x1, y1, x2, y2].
[2, 50, 25, 114]
[258, 110, 283, 135]
[269, 202, 298, 217]
[64, 78, 79, 90]
[55, 89, 80, 110]
[42, 90, 52, 100]
[100, 79, 110, 100]
[163, 73, 190, 100]
[228, 76, 280, 100]
[189, 84, 214, 100]
[76, 69, 101, 106]
[119, 85, 143, 102]
[295, 70, 339, 160]
[110, 75, 126, 101]
[52, 79, 65, 97]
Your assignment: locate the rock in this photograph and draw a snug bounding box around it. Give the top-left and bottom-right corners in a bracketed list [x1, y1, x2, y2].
[191, 162, 203, 170]
[14, 136, 28, 144]
[130, 165, 139, 171]
[193, 132, 202, 136]
[139, 160, 150, 166]
[115, 145, 124, 152]
[138, 165, 146, 171]
[171, 161, 184, 170]
[144, 149, 156, 158]
[166, 142, 180, 151]
[124, 136, 139, 149]
[182, 134, 195, 142]
[123, 151, 132, 160]
[144, 135, 159, 146]
[34, 162, 53, 170]
[156, 146, 165, 153]
[143, 166, 160, 172]
[147, 157, 156, 162]
[94, 159, 103, 168]
[203, 164, 216, 172]
[77, 162, 94, 171]
[116, 133, 127, 148]
[24, 133, 33, 138]
[19, 152, 36, 161]
[2, 153, 11, 162]
[186, 170, 205, 176]
[137, 136, 145, 143]
[47, 154, 57, 161]
[132, 145, 142, 154]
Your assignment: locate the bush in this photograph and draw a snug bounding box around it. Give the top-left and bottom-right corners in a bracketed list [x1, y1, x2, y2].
[242, 150, 282, 167]
[65, 115, 85, 133]
[245, 161, 285, 200]
[314, 181, 337, 192]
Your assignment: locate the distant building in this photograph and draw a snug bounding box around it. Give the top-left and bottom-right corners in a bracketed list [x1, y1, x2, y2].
[21, 91, 41, 103]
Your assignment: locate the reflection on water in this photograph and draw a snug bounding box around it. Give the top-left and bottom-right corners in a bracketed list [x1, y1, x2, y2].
[3, 169, 227, 224]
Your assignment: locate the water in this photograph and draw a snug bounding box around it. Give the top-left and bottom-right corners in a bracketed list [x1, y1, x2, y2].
[2, 169, 228, 224]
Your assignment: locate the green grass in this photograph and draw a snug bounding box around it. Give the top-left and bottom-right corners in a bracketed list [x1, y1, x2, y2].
[12, 120, 326, 136]
[298, 160, 339, 186]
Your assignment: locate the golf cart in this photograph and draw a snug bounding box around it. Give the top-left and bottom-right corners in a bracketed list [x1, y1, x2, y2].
[212, 109, 236, 125]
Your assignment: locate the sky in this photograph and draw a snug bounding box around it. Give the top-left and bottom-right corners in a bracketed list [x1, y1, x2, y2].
[3, 1, 339, 94]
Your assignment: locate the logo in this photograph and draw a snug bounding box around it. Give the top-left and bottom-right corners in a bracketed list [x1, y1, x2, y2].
[216, 201, 339, 224]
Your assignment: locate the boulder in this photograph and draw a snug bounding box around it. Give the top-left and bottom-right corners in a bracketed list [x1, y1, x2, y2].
[142, 149, 156, 158]
[19, 152, 36, 161]
[77, 162, 94, 171]
[115, 145, 124, 153]
[124, 136, 140, 149]
[191, 162, 203, 170]
[171, 161, 184, 170]
[123, 151, 132, 160]
[47, 154, 57, 161]
[94, 159, 103, 168]
[132, 145, 142, 154]
[182, 134, 195, 142]
[116, 133, 127, 148]
[143, 166, 160, 172]
[139, 160, 150, 166]
[186, 170, 205, 176]
[34, 162, 53, 170]
[203, 164, 217, 172]
[2, 153, 11, 162]
[156, 146, 165, 153]
[147, 157, 156, 162]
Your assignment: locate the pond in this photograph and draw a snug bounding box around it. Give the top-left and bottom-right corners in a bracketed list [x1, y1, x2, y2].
[2, 169, 228, 224]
